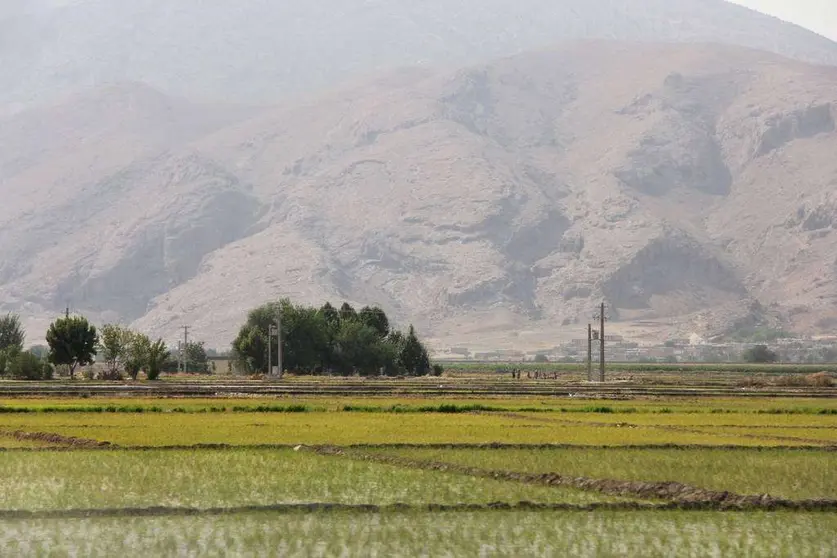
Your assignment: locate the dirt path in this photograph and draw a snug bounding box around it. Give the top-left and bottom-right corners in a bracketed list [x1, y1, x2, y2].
[0, 429, 116, 449]
[312, 446, 837, 511]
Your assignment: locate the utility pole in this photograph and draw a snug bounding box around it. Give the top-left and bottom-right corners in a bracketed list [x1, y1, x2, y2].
[181, 326, 190, 373]
[268, 325, 273, 378]
[276, 311, 283, 379]
[593, 302, 608, 382]
[587, 323, 593, 381]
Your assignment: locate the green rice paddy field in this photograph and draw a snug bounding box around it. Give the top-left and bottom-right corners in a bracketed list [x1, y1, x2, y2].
[0, 389, 835, 556]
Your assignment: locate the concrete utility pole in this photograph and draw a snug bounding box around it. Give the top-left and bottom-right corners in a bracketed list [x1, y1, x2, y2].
[587, 323, 593, 381]
[268, 324, 274, 378]
[276, 311, 283, 378]
[268, 323, 281, 378]
[593, 302, 608, 382]
[181, 326, 190, 373]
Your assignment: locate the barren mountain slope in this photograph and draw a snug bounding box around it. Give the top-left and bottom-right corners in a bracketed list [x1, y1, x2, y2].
[0, 85, 263, 337]
[2, 0, 837, 114]
[4, 42, 837, 349]
[128, 42, 837, 347]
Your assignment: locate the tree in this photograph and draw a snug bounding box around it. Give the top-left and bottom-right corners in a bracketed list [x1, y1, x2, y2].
[124, 332, 150, 380]
[320, 303, 340, 327]
[533, 354, 549, 363]
[333, 320, 389, 375]
[8, 351, 53, 380]
[232, 323, 269, 374]
[145, 339, 170, 380]
[98, 324, 131, 377]
[46, 315, 98, 379]
[339, 302, 358, 323]
[233, 299, 436, 377]
[399, 325, 430, 375]
[743, 345, 779, 364]
[359, 306, 390, 338]
[0, 313, 25, 353]
[183, 341, 209, 373]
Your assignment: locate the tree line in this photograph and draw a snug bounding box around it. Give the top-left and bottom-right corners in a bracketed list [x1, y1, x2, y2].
[0, 311, 174, 381]
[232, 300, 435, 376]
[0, 299, 436, 380]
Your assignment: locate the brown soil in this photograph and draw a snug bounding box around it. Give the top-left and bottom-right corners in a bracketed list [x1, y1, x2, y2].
[0, 429, 116, 449]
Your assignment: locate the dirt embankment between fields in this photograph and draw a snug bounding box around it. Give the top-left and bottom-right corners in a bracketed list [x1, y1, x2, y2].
[312, 446, 837, 511]
[0, 429, 115, 449]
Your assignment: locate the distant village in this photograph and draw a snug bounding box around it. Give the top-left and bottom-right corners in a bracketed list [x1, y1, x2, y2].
[436, 334, 837, 364]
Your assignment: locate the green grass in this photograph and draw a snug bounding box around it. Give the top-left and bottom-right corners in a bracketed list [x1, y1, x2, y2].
[1, 511, 834, 557]
[0, 411, 811, 446]
[0, 449, 628, 511]
[3, 396, 837, 415]
[375, 447, 837, 500]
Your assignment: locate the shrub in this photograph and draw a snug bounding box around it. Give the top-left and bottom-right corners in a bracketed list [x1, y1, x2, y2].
[742, 345, 779, 364]
[8, 351, 53, 380]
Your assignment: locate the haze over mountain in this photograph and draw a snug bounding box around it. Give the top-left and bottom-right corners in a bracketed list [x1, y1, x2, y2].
[2, 2, 837, 350]
[2, 0, 837, 114]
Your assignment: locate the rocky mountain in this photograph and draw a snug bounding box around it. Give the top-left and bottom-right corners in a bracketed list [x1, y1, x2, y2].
[2, 0, 837, 115]
[2, 41, 837, 350]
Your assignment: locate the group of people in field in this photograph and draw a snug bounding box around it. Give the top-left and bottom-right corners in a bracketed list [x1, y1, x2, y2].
[508, 369, 559, 380]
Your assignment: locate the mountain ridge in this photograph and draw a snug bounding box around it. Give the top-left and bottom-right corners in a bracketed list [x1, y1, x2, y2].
[4, 40, 837, 349]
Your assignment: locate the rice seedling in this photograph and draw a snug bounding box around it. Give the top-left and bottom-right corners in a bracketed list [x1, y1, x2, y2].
[0, 411, 796, 446]
[0, 510, 834, 557]
[0, 449, 628, 511]
[376, 447, 837, 499]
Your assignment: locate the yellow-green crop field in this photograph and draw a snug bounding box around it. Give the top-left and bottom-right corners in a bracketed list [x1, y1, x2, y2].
[0, 390, 835, 556]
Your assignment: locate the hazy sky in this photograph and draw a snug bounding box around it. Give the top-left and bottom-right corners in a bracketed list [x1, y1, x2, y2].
[731, 0, 837, 40]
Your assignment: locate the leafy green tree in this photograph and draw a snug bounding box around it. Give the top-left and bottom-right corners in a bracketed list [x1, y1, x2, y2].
[359, 306, 390, 338]
[399, 325, 430, 375]
[183, 341, 209, 373]
[339, 302, 358, 323]
[280, 302, 330, 373]
[333, 320, 388, 375]
[124, 332, 150, 380]
[8, 351, 53, 380]
[320, 303, 340, 327]
[233, 299, 435, 377]
[232, 323, 268, 373]
[145, 339, 170, 380]
[0, 313, 25, 353]
[742, 344, 779, 364]
[46, 315, 98, 379]
[98, 324, 131, 376]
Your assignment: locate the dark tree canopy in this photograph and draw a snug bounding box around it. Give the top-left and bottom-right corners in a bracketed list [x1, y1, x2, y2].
[45, 315, 98, 378]
[7, 351, 53, 380]
[359, 306, 390, 338]
[232, 299, 432, 376]
[183, 341, 210, 373]
[742, 344, 779, 364]
[339, 302, 358, 323]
